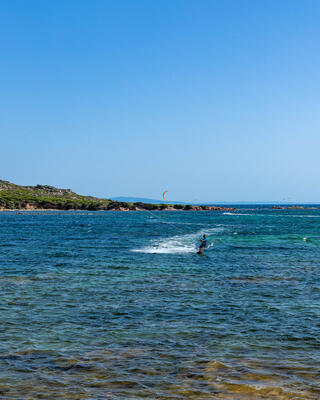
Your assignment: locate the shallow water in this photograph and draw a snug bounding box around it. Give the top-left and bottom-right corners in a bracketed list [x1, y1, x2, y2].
[0, 208, 319, 399]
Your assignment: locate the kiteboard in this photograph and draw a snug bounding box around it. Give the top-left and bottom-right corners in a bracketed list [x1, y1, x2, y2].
[197, 247, 204, 255]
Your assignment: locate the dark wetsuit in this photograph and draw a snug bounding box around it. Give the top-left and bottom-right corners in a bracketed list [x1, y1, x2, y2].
[199, 237, 207, 249]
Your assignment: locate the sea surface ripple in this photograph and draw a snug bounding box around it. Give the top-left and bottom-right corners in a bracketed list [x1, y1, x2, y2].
[0, 207, 319, 399]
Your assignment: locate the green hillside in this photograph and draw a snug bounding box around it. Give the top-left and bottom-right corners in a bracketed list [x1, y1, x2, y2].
[0, 180, 235, 211]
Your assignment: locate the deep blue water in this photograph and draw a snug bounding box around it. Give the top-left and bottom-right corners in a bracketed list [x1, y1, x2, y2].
[0, 208, 319, 399]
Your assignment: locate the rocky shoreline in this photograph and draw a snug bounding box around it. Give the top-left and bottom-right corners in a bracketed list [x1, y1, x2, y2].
[0, 180, 236, 212]
[0, 205, 236, 212]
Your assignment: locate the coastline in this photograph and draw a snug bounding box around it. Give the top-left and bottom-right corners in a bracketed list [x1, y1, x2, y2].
[0, 205, 236, 212]
[0, 180, 236, 212]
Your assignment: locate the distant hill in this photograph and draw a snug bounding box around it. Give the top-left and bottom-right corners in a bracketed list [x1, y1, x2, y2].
[111, 196, 186, 204]
[111, 197, 312, 206]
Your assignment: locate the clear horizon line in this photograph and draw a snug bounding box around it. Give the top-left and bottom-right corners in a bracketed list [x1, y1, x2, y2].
[110, 197, 320, 204]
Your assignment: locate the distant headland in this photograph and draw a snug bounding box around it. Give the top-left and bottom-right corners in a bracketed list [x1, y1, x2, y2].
[0, 180, 236, 212]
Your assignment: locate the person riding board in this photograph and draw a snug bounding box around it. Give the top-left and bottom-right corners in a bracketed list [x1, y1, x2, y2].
[197, 234, 207, 254]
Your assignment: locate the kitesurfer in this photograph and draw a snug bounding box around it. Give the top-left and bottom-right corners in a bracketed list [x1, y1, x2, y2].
[197, 234, 207, 254]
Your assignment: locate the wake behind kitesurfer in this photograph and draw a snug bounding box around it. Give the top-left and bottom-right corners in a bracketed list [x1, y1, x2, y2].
[197, 234, 207, 254]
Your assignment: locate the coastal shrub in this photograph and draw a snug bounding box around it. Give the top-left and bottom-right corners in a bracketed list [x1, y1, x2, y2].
[64, 201, 75, 210]
[134, 202, 155, 210]
[87, 202, 101, 210]
[107, 201, 122, 210]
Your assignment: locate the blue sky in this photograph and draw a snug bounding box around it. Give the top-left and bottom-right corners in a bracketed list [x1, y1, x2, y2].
[1, 0, 319, 202]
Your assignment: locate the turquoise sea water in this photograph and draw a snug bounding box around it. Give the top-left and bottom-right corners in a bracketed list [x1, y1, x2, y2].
[0, 208, 319, 399]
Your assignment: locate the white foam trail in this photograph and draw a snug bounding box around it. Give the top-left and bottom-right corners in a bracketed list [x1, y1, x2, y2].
[132, 227, 222, 254]
[132, 240, 195, 254]
[223, 212, 251, 216]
